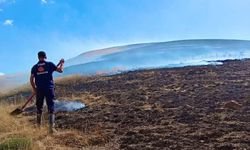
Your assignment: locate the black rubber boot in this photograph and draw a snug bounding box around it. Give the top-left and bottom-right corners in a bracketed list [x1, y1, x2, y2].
[48, 113, 57, 134]
[37, 114, 42, 128]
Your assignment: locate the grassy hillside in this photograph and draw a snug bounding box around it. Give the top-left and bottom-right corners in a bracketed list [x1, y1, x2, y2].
[1, 59, 250, 149]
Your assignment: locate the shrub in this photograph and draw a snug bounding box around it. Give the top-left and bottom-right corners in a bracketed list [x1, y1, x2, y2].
[0, 137, 32, 150]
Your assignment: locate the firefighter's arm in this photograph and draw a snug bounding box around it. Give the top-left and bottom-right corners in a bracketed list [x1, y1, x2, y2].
[30, 74, 36, 94]
[56, 59, 64, 73]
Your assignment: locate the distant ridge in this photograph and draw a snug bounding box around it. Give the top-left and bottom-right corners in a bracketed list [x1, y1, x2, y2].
[2, 39, 250, 93]
[66, 39, 250, 66]
[62, 39, 250, 76]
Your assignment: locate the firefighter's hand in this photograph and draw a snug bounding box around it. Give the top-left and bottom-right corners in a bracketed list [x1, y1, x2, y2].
[32, 88, 36, 95]
[59, 58, 65, 64]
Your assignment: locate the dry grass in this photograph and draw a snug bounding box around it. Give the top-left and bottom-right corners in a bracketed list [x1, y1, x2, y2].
[141, 103, 153, 111]
[0, 75, 113, 149]
[53, 127, 110, 148]
[0, 104, 41, 149]
[0, 105, 71, 150]
[0, 83, 31, 97]
[0, 75, 89, 100]
[140, 103, 165, 112]
[55, 75, 88, 85]
[1, 74, 110, 104]
[0, 100, 112, 149]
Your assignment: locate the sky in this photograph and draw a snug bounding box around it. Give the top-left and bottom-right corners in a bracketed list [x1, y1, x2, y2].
[0, 0, 250, 74]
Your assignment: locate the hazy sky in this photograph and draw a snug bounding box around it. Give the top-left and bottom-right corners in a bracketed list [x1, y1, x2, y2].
[0, 0, 250, 74]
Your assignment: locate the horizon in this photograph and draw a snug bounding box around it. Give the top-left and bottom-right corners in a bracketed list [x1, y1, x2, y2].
[2, 38, 250, 76]
[1, 38, 250, 93]
[1, 0, 250, 74]
[1, 37, 250, 75]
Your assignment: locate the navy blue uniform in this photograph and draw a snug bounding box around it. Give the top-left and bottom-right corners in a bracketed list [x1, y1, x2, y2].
[31, 61, 57, 114]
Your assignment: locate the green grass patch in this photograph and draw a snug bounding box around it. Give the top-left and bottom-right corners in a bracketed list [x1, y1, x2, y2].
[0, 137, 32, 150]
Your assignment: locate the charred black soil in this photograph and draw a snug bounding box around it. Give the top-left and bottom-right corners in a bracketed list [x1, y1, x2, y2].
[3, 59, 250, 149]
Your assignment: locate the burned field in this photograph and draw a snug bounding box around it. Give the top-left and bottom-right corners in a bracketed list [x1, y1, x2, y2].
[3, 59, 250, 149]
[52, 59, 250, 149]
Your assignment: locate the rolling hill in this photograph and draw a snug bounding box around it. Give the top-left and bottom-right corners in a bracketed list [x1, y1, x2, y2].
[1, 39, 250, 92]
[62, 39, 250, 75]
